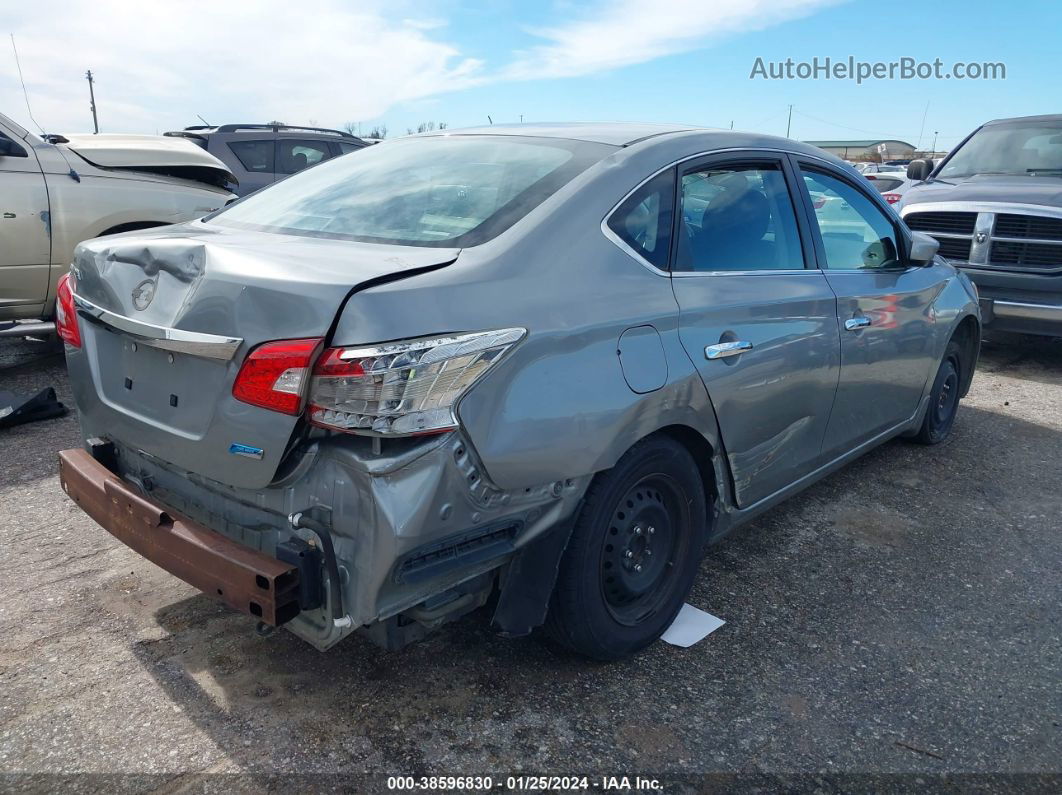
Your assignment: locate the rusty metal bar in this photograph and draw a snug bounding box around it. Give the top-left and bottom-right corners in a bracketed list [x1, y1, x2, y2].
[58, 448, 300, 626]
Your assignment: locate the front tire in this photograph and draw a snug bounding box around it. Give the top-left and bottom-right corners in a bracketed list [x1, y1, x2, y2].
[544, 436, 708, 660]
[910, 339, 963, 445]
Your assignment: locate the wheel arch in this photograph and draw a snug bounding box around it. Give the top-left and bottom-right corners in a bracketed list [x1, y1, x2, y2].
[949, 313, 981, 397]
[97, 220, 169, 237]
[653, 424, 721, 513]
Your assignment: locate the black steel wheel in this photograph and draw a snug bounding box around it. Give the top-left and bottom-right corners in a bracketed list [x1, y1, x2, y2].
[544, 435, 708, 660]
[911, 339, 963, 445]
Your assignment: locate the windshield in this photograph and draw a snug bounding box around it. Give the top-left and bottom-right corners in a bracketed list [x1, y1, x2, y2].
[938, 121, 1062, 179]
[209, 135, 613, 246]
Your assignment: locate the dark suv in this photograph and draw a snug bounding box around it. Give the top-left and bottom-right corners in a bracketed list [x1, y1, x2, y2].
[165, 123, 368, 196]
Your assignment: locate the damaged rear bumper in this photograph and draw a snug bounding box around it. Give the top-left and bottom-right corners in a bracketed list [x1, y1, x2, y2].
[58, 448, 301, 626]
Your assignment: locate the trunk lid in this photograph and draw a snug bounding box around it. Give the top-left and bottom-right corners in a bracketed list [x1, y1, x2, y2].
[70, 222, 457, 489]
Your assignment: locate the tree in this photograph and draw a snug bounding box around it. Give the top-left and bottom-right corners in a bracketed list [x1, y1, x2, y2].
[407, 121, 448, 135]
[367, 125, 388, 139]
[342, 121, 359, 136]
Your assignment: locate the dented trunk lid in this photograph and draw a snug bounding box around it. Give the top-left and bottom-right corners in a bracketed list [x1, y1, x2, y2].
[69, 221, 458, 489]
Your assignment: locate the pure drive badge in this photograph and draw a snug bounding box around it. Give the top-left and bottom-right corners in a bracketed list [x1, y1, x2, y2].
[229, 443, 264, 460]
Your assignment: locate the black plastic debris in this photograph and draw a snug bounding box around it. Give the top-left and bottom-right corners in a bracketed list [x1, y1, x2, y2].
[0, 387, 68, 429]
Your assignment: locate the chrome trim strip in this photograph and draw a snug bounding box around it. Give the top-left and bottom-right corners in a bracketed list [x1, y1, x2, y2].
[991, 236, 1062, 245]
[907, 231, 973, 239]
[991, 300, 1062, 322]
[901, 202, 1062, 220]
[671, 268, 818, 278]
[72, 293, 243, 361]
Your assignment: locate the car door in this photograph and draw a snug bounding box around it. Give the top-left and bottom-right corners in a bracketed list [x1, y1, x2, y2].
[669, 154, 840, 508]
[276, 139, 332, 177]
[792, 159, 940, 457]
[0, 126, 51, 315]
[222, 137, 276, 195]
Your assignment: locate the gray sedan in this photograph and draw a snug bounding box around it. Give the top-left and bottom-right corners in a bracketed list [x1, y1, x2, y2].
[58, 123, 980, 660]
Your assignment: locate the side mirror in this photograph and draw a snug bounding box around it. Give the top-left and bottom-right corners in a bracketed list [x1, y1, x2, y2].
[909, 231, 939, 265]
[907, 159, 933, 181]
[0, 137, 27, 157]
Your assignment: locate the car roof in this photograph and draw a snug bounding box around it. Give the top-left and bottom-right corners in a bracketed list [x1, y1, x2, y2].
[984, 113, 1062, 126]
[422, 122, 848, 165]
[433, 122, 698, 146]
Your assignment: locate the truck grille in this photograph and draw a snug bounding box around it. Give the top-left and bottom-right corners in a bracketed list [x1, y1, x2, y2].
[904, 211, 978, 235]
[994, 214, 1062, 241]
[991, 241, 1062, 269]
[902, 207, 1062, 272]
[935, 237, 973, 260]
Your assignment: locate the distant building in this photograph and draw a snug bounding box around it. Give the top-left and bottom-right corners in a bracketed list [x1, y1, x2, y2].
[803, 139, 917, 161]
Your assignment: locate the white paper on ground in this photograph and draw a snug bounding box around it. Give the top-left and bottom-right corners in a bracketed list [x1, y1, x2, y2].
[660, 603, 725, 648]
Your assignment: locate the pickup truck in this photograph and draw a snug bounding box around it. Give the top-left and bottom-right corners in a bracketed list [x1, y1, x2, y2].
[0, 111, 236, 336]
[899, 114, 1062, 337]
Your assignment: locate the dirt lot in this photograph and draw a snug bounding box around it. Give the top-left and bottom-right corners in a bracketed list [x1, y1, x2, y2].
[1, 333, 1059, 791]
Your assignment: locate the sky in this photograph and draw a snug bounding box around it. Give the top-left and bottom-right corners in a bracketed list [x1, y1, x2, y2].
[1, 0, 1056, 151]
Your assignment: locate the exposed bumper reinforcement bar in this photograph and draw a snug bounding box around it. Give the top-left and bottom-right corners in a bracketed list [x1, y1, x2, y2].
[58, 448, 300, 626]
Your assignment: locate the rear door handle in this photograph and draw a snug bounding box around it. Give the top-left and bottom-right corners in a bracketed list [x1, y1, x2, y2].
[844, 316, 871, 331]
[705, 340, 753, 359]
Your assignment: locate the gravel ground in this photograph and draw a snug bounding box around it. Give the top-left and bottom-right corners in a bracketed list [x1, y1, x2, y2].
[0, 332, 1059, 792]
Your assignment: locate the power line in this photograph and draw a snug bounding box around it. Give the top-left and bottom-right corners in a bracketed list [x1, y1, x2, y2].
[791, 108, 959, 144]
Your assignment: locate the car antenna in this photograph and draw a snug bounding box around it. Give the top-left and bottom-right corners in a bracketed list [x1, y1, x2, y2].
[487, 115, 492, 125]
[197, 114, 211, 126]
[9, 35, 45, 135]
[9, 34, 77, 180]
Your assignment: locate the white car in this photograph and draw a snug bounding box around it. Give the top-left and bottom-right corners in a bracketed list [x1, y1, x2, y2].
[0, 112, 236, 333]
[863, 173, 914, 205]
[857, 162, 906, 175]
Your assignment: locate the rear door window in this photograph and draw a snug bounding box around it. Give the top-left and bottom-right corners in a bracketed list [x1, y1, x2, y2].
[228, 140, 275, 173]
[674, 162, 805, 271]
[277, 140, 331, 174]
[606, 170, 675, 270]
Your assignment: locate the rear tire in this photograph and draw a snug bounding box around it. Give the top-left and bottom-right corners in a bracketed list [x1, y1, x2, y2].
[544, 436, 708, 661]
[910, 339, 963, 445]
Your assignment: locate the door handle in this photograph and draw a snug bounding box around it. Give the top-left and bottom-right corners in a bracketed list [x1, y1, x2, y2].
[844, 316, 871, 331]
[705, 340, 753, 359]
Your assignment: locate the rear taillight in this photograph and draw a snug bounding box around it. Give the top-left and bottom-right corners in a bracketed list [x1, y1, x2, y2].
[308, 328, 525, 436]
[55, 272, 81, 348]
[232, 338, 323, 415]
[883, 193, 901, 204]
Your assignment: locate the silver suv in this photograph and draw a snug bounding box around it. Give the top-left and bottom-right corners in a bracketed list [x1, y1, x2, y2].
[165, 123, 368, 196]
[58, 123, 980, 660]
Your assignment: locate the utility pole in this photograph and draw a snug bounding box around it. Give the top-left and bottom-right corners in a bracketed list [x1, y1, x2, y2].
[932, 130, 939, 154]
[785, 104, 793, 138]
[85, 70, 99, 134]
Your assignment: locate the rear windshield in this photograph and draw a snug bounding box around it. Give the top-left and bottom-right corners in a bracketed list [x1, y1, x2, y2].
[870, 177, 904, 192]
[208, 135, 613, 246]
